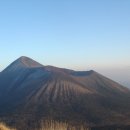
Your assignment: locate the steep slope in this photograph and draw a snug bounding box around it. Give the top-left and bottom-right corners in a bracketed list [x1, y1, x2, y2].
[0, 56, 45, 110]
[0, 56, 130, 129]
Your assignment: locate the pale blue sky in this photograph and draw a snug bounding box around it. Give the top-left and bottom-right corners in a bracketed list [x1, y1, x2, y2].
[0, 0, 130, 86]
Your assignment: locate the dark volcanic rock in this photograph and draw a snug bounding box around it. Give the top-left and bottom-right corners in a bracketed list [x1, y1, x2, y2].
[0, 56, 130, 128]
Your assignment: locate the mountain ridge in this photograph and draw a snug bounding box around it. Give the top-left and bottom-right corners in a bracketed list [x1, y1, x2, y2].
[0, 56, 130, 129]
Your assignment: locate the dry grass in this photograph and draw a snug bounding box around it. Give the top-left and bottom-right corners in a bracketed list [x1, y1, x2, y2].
[39, 120, 90, 130]
[0, 123, 16, 130]
[0, 121, 90, 130]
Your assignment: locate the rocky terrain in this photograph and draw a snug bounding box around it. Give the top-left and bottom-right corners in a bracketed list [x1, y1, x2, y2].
[0, 56, 130, 130]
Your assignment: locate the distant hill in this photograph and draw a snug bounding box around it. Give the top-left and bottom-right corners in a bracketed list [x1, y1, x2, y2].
[0, 56, 130, 130]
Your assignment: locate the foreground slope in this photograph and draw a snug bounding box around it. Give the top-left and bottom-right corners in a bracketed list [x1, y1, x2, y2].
[0, 56, 130, 129]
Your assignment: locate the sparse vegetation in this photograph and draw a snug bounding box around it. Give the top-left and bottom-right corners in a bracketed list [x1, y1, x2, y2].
[0, 123, 16, 130]
[39, 120, 90, 130]
[0, 121, 129, 130]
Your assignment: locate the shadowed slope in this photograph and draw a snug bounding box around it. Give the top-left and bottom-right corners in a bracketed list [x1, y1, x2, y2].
[0, 56, 130, 129]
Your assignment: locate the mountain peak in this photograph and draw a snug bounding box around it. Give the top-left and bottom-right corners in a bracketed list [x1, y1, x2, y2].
[17, 56, 43, 68]
[19, 56, 30, 60]
[0, 56, 130, 129]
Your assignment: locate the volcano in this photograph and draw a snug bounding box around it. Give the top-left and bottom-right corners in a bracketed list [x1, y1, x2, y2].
[0, 56, 130, 129]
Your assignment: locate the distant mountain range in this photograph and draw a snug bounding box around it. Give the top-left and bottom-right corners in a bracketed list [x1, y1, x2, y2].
[0, 56, 130, 130]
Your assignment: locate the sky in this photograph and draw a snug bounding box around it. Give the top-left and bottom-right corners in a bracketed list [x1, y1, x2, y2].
[0, 0, 130, 87]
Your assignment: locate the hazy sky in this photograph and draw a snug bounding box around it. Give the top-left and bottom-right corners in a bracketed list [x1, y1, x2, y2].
[0, 0, 130, 87]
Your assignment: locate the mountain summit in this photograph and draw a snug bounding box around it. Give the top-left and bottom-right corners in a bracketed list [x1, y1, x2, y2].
[18, 56, 43, 68]
[0, 56, 130, 129]
[12, 56, 43, 68]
